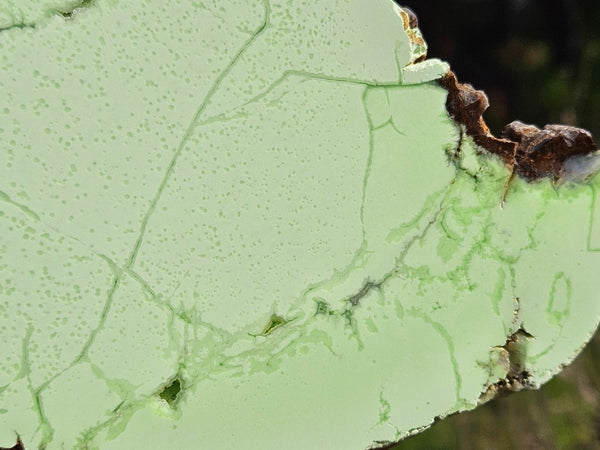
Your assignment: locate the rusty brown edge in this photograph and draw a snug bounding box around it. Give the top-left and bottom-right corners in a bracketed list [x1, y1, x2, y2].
[438, 71, 598, 181]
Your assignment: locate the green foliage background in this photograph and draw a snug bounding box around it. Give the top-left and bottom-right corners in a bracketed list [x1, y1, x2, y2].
[393, 0, 600, 448]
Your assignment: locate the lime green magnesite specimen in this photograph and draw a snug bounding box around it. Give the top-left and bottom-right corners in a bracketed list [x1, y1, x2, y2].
[1, 1, 599, 449]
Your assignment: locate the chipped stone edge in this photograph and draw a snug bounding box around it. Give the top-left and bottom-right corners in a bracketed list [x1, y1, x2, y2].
[438, 71, 600, 182]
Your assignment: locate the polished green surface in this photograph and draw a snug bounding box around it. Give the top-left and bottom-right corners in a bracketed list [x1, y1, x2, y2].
[1, 1, 598, 448]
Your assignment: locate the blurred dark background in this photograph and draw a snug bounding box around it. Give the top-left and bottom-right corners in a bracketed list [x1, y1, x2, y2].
[400, 0, 600, 139]
[390, 0, 600, 448]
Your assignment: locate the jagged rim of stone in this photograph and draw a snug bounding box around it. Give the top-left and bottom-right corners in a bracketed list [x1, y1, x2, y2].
[438, 70, 599, 182]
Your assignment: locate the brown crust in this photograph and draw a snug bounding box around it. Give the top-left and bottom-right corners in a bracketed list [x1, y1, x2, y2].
[438, 71, 598, 181]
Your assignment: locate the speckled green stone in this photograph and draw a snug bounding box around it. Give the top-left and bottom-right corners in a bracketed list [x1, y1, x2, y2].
[1, 1, 599, 449]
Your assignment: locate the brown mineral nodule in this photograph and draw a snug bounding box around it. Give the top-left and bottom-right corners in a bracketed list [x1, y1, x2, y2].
[439, 71, 599, 181]
[503, 121, 598, 180]
[439, 72, 517, 165]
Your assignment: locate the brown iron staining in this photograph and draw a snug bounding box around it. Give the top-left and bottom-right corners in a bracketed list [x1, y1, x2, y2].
[439, 71, 599, 181]
[503, 121, 598, 180]
[438, 72, 517, 165]
[0, 435, 25, 450]
[399, 7, 427, 63]
[479, 328, 536, 404]
[399, 7, 419, 29]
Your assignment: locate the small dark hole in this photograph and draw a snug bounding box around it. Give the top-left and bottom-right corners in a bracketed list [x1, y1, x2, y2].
[159, 378, 182, 406]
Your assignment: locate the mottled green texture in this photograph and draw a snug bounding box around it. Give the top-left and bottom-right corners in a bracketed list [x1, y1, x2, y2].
[0, 1, 599, 449]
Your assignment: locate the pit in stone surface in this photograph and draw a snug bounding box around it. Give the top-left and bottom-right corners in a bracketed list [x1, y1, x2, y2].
[159, 377, 182, 407]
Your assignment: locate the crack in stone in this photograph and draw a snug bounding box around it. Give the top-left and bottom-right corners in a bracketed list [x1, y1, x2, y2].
[359, 87, 376, 247]
[74, 398, 143, 448]
[33, 273, 121, 405]
[406, 307, 463, 404]
[346, 280, 381, 307]
[200, 69, 405, 126]
[377, 176, 459, 285]
[3, 3, 598, 448]
[75, 331, 193, 447]
[16, 324, 55, 447]
[0, 190, 40, 222]
[194, 2, 255, 36]
[125, 1, 271, 272]
[0, 23, 35, 33]
[302, 175, 459, 350]
[297, 86, 457, 322]
[270, 85, 384, 318]
[479, 328, 536, 404]
[279, 168, 459, 355]
[510, 296, 522, 330]
[31, 1, 273, 409]
[0, 187, 126, 276]
[55, 0, 96, 19]
[13, 325, 33, 384]
[55, 134, 524, 448]
[527, 273, 572, 363]
[377, 391, 392, 425]
[72, 275, 122, 366]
